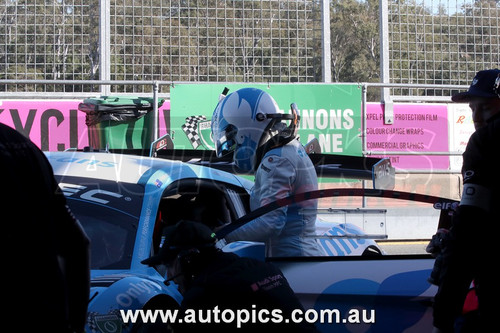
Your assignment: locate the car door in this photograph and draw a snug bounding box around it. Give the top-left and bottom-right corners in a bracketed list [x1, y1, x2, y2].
[271, 255, 435, 332]
[222, 188, 456, 332]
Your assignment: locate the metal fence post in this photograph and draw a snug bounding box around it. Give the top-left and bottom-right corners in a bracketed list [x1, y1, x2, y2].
[321, 0, 332, 83]
[99, 0, 111, 96]
[152, 81, 159, 142]
[379, 0, 393, 124]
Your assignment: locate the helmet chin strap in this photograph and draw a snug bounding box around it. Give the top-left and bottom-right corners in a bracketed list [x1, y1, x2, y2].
[253, 105, 300, 171]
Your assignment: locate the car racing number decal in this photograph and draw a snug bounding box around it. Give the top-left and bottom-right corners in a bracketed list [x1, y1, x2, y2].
[60, 183, 124, 205]
[55, 176, 144, 218]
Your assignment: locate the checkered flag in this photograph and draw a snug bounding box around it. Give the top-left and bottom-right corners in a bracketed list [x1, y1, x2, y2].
[182, 115, 207, 149]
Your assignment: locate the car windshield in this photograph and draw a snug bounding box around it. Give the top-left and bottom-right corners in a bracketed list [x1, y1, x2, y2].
[55, 176, 143, 270]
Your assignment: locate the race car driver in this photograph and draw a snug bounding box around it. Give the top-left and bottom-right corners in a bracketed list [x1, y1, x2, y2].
[210, 87, 325, 257]
[142, 220, 318, 332]
[432, 69, 500, 332]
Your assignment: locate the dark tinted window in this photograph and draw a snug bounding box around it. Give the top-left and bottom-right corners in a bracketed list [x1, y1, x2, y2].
[55, 176, 144, 269]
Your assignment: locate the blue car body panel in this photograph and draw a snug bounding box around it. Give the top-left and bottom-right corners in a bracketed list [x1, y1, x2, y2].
[47, 151, 251, 332]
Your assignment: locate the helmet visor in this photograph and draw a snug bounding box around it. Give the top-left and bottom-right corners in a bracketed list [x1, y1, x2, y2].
[214, 123, 238, 157]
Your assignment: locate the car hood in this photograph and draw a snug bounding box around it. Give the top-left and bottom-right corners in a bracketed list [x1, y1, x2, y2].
[46, 151, 246, 189]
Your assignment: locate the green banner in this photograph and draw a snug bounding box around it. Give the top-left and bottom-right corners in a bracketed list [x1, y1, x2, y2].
[170, 83, 362, 156]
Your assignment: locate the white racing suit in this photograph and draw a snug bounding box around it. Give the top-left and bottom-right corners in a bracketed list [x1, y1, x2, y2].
[225, 139, 325, 257]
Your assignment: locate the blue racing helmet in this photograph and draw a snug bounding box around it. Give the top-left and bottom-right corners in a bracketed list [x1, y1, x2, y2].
[211, 88, 299, 173]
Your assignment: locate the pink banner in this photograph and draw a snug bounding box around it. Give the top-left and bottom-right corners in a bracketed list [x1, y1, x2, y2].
[1, 99, 450, 171]
[0, 100, 170, 151]
[366, 103, 449, 170]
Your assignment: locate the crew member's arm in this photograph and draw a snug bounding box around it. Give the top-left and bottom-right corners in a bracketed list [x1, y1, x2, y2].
[433, 124, 496, 331]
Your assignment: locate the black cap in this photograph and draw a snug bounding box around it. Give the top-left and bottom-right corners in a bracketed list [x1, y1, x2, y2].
[141, 220, 217, 266]
[452, 69, 500, 102]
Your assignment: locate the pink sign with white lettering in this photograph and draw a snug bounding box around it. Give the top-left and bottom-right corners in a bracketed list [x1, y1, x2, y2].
[0, 100, 170, 151]
[366, 103, 449, 170]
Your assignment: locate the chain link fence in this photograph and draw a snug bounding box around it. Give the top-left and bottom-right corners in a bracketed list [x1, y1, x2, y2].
[110, 0, 320, 86]
[0, 0, 99, 93]
[1, 0, 498, 97]
[1, 0, 321, 94]
[387, 0, 500, 98]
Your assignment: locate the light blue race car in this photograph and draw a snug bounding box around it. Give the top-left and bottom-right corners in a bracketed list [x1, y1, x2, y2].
[46, 148, 457, 333]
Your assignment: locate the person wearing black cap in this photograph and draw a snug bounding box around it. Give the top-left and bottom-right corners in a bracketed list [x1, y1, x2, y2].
[142, 220, 318, 332]
[451, 69, 500, 130]
[432, 69, 500, 333]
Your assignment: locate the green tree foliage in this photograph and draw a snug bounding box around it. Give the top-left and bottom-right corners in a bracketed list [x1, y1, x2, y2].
[329, 0, 380, 83]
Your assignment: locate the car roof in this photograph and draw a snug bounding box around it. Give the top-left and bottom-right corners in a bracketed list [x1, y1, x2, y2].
[45, 151, 249, 189]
